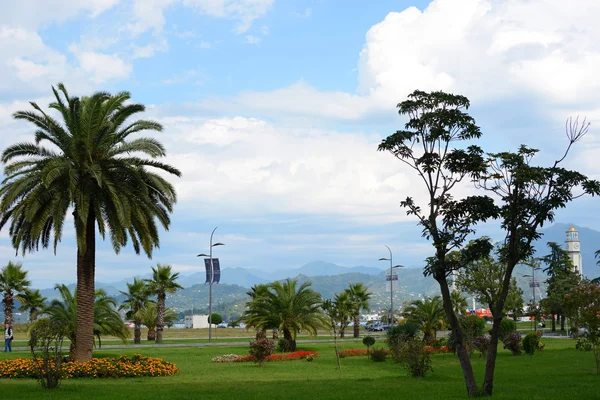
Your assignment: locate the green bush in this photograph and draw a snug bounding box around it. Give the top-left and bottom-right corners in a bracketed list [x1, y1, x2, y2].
[462, 315, 486, 338]
[522, 332, 540, 355]
[472, 335, 490, 358]
[576, 337, 593, 352]
[498, 318, 517, 341]
[277, 338, 292, 353]
[362, 336, 376, 359]
[28, 318, 66, 389]
[386, 322, 419, 349]
[305, 355, 314, 362]
[393, 339, 432, 377]
[371, 348, 388, 362]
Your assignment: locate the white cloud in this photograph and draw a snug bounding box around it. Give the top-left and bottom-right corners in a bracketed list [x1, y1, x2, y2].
[150, 115, 472, 223]
[182, 0, 274, 33]
[76, 51, 133, 83]
[0, 0, 120, 30]
[128, 0, 178, 35]
[246, 35, 260, 44]
[232, 0, 600, 121]
[130, 39, 169, 58]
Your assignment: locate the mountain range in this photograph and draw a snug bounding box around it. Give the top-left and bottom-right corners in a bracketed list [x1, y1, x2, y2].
[26, 222, 599, 321]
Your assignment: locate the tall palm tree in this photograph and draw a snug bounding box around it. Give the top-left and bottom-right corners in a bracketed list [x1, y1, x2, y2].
[333, 290, 352, 338]
[119, 278, 151, 344]
[244, 278, 325, 351]
[245, 283, 276, 338]
[346, 282, 372, 338]
[44, 284, 128, 358]
[145, 264, 182, 344]
[403, 296, 446, 345]
[451, 291, 468, 317]
[16, 288, 46, 323]
[0, 261, 31, 325]
[0, 84, 181, 362]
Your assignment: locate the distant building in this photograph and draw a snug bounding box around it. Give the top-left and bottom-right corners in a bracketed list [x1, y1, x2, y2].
[565, 226, 583, 276]
[184, 314, 210, 329]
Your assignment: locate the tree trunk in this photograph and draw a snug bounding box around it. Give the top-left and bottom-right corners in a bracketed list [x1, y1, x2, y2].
[147, 329, 156, 341]
[283, 328, 296, 352]
[437, 276, 479, 397]
[73, 208, 96, 363]
[2, 293, 13, 326]
[134, 320, 141, 344]
[333, 327, 341, 370]
[353, 313, 360, 338]
[551, 314, 556, 332]
[272, 328, 278, 340]
[560, 314, 565, 332]
[156, 293, 165, 344]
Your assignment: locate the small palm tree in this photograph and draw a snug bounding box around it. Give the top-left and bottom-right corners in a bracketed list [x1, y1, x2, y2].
[16, 288, 46, 323]
[403, 296, 446, 345]
[135, 303, 177, 341]
[451, 291, 468, 317]
[0, 261, 31, 325]
[45, 284, 128, 359]
[0, 85, 181, 362]
[244, 278, 326, 351]
[145, 264, 182, 344]
[119, 278, 151, 344]
[346, 282, 372, 338]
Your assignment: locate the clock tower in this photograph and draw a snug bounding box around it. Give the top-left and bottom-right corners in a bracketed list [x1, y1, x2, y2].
[565, 226, 582, 276]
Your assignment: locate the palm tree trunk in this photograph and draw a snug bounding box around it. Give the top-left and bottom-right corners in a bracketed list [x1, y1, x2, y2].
[283, 328, 296, 352]
[2, 293, 13, 326]
[353, 313, 360, 338]
[156, 293, 165, 344]
[73, 208, 96, 363]
[134, 320, 141, 344]
[28, 307, 36, 324]
[148, 329, 156, 341]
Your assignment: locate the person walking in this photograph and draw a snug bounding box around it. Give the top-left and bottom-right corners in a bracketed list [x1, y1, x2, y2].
[4, 323, 13, 352]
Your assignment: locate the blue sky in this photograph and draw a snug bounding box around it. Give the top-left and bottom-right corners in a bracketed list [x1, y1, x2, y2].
[1, 0, 600, 289]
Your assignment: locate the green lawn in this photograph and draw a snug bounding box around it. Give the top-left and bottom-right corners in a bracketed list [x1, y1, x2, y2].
[1, 338, 597, 399]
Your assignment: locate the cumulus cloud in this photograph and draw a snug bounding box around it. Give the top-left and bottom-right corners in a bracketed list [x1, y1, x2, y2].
[234, 0, 600, 121]
[75, 51, 133, 83]
[182, 0, 274, 33]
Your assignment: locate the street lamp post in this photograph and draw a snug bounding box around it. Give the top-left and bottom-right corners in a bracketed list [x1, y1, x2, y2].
[197, 227, 225, 342]
[523, 258, 542, 333]
[379, 245, 405, 326]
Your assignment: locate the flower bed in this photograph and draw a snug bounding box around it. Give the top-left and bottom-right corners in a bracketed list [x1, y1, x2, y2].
[212, 350, 318, 363]
[0, 354, 178, 379]
[339, 349, 392, 358]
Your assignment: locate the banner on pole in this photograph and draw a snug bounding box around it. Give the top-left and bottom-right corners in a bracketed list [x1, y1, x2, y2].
[204, 258, 221, 284]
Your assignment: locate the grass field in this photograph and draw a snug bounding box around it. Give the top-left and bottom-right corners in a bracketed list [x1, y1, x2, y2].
[1, 337, 598, 399]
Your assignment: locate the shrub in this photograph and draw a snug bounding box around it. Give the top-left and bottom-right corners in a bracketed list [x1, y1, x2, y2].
[277, 338, 292, 353]
[0, 355, 178, 379]
[371, 348, 388, 362]
[363, 336, 376, 358]
[394, 339, 432, 377]
[249, 338, 276, 367]
[386, 322, 419, 348]
[576, 338, 593, 352]
[522, 332, 541, 355]
[28, 318, 66, 389]
[498, 318, 517, 341]
[432, 337, 448, 348]
[306, 355, 314, 362]
[472, 335, 491, 358]
[502, 331, 522, 355]
[462, 315, 486, 338]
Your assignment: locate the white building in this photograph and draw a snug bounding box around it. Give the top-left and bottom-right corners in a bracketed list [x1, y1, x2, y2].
[184, 314, 210, 329]
[565, 226, 583, 276]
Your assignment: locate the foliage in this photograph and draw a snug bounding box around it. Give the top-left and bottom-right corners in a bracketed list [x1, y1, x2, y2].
[16, 288, 46, 324]
[386, 322, 419, 351]
[249, 338, 276, 367]
[243, 278, 326, 352]
[370, 348, 388, 362]
[305, 354, 314, 362]
[392, 339, 433, 377]
[0, 261, 31, 325]
[134, 303, 177, 341]
[119, 278, 152, 345]
[522, 332, 541, 356]
[28, 318, 66, 389]
[346, 282, 372, 338]
[209, 313, 223, 325]
[145, 264, 183, 344]
[498, 318, 516, 342]
[322, 294, 351, 368]
[450, 291, 468, 316]
[0, 354, 178, 379]
[362, 336, 376, 358]
[472, 336, 491, 358]
[457, 254, 523, 317]
[576, 338, 593, 352]
[402, 296, 445, 345]
[378, 90, 496, 395]
[563, 281, 600, 374]
[44, 284, 128, 358]
[212, 350, 319, 363]
[0, 84, 181, 362]
[277, 339, 291, 353]
[502, 332, 522, 356]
